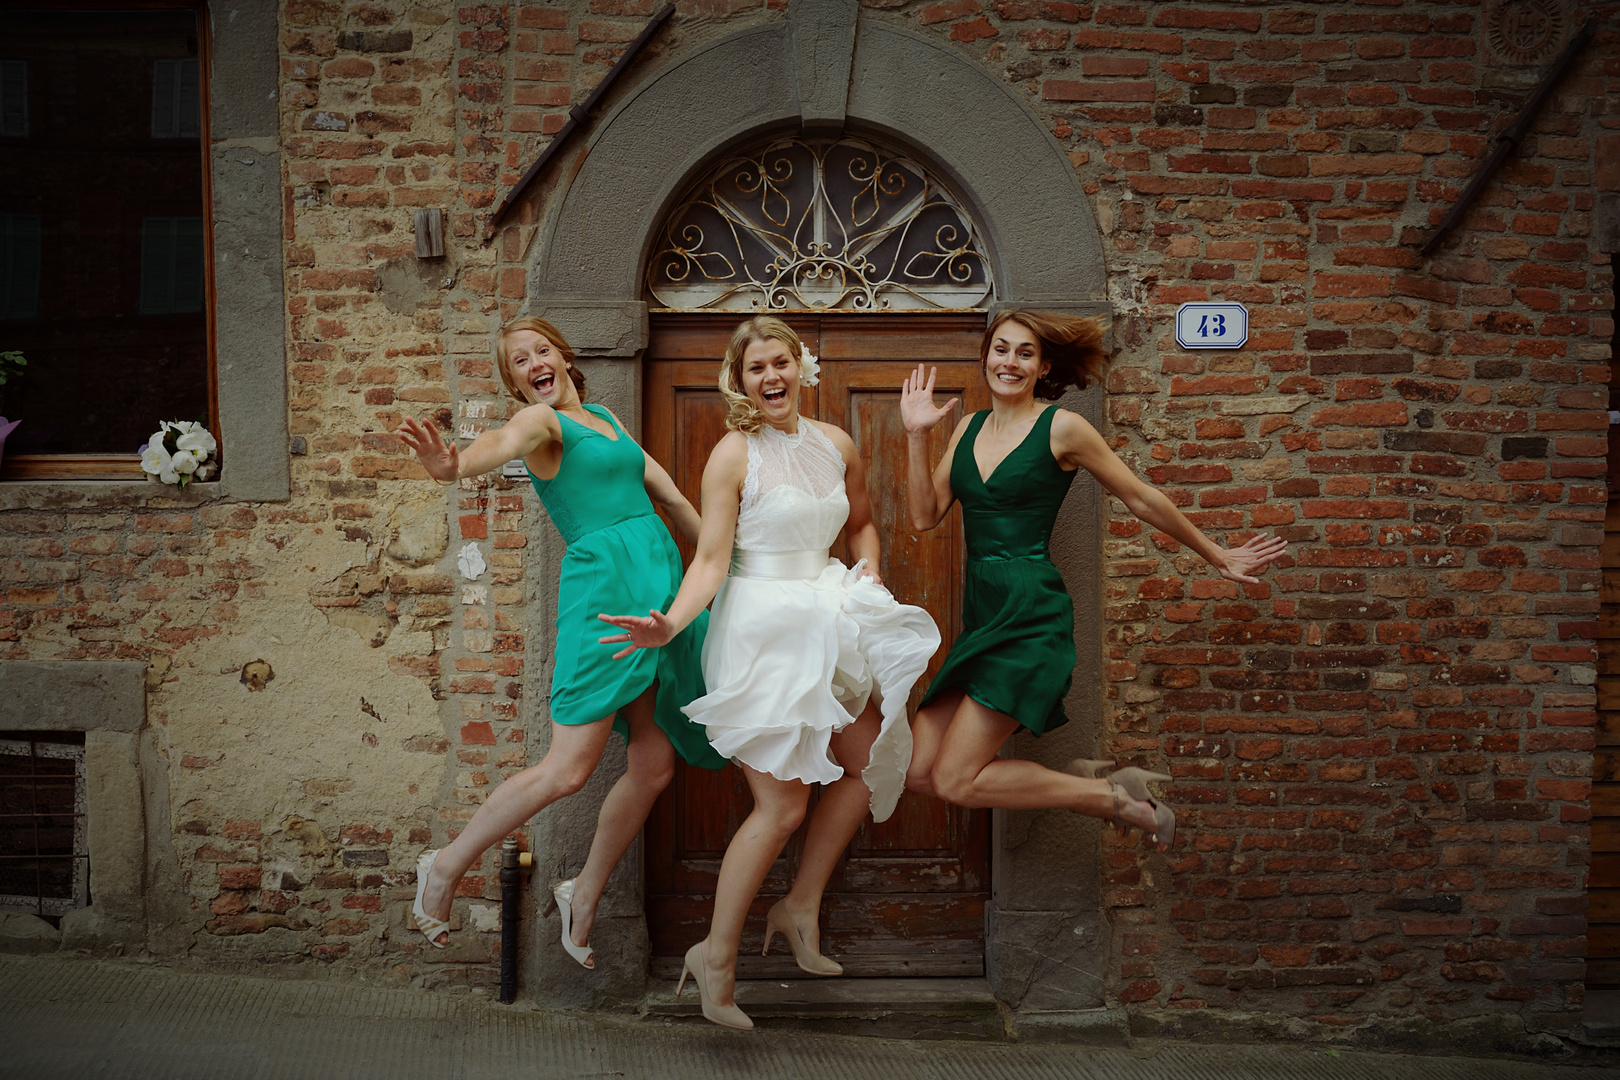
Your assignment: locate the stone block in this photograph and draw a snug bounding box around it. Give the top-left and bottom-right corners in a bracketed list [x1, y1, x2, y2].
[0, 912, 61, 954]
[1013, 1008, 1131, 1045]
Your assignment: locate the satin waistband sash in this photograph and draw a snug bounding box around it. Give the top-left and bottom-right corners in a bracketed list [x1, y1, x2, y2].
[729, 547, 831, 581]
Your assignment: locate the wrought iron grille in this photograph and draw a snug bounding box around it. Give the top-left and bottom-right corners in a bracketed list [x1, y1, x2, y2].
[647, 136, 994, 312]
[0, 732, 88, 923]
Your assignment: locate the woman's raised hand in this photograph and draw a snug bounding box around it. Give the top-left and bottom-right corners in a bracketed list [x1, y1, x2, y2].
[899, 364, 959, 435]
[597, 610, 676, 659]
[398, 416, 460, 484]
[1215, 534, 1289, 585]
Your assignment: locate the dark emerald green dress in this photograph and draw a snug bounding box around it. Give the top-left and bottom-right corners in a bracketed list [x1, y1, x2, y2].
[919, 406, 1077, 735]
[528, 404, 725, 769]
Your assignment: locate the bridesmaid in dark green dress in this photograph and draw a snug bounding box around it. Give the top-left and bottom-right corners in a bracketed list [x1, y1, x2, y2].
[399, 316, 724, 965]
[899, 310, 1287, 850]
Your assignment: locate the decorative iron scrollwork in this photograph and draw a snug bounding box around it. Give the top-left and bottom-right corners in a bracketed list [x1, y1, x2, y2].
[647, 136, 994, 312]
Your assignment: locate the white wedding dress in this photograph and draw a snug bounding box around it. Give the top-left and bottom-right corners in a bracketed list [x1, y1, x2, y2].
[683, 421, 941, 822]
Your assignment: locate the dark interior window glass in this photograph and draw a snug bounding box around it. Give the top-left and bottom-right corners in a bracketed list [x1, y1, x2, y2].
[0, 9, 209, 456]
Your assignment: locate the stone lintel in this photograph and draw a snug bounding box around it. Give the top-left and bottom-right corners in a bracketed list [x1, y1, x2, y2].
[0, 661, 147, 733]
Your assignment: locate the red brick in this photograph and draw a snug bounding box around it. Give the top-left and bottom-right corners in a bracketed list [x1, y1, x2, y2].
[920, 0, 980, 23]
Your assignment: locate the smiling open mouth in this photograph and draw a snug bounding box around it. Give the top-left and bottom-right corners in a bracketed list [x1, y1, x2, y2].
[533, 372, 555, 394]
[763, 388, 787, 403]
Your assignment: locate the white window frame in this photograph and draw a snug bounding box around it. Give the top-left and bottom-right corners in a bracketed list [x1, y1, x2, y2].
[150, 57, 199, 139]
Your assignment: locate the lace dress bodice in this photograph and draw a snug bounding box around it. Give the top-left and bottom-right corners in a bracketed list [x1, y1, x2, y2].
[735, 422, 848, 553]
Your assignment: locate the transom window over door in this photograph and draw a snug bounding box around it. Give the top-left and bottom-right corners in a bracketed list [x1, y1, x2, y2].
[647, 134, 995, 313]
[0, 6, 212, 479]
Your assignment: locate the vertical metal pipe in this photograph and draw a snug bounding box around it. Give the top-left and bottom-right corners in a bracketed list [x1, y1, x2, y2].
[499, 836, 520, 1004]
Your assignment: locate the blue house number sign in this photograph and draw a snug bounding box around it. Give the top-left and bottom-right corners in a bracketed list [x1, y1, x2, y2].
[1175, 302, 1249, 350]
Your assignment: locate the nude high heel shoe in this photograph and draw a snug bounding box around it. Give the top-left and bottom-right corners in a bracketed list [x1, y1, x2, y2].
[762, 901, 843, 976]
[677, 941, 753, 1030]
[1108, 766, 1171, 803]
[552, 879, 595, 970]
[412, 850, 450, 948]
[1107, 768, 1177, 850]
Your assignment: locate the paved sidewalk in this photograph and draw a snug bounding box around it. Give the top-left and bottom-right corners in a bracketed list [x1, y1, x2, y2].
[0, 954, 1613, 1080]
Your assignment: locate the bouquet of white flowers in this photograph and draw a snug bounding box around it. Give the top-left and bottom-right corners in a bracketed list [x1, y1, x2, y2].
[140, 420, 218, 487]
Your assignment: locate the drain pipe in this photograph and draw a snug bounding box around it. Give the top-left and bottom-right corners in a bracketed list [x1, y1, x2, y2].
[499, 836, 531, 1004]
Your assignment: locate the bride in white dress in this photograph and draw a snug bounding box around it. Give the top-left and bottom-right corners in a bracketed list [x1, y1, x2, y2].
[599, 316, 939, 1029]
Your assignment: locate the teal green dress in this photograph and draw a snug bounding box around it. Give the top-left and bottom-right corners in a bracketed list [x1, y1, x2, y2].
[528, 404, 725, 769]
[919, 406, 1077, 735]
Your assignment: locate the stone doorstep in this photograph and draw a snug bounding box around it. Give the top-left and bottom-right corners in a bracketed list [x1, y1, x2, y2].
[641, 976, 1006, 1041]
[1577, 986, 1620, 1047]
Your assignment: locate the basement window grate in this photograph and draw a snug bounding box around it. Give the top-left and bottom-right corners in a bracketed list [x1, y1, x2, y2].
[0, 731, 88, 925]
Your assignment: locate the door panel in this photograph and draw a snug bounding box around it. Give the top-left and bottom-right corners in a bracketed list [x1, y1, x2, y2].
[643, 313, 992, 978]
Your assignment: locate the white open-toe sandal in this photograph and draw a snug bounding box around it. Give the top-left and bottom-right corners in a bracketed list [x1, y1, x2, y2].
[553, 879, 595, 969]
[413, 850, 450, 948]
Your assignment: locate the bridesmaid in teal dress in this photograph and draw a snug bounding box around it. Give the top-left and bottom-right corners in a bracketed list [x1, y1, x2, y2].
[399, 316, 725, 965]
[899, 310, 1288, 849]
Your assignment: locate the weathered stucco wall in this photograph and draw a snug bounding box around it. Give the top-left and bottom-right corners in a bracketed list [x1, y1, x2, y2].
[0, 0, 1614, 1047]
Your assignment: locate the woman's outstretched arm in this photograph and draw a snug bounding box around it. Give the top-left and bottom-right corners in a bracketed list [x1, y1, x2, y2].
[399, 405, 557, 483]
[899, 364, 966, 531]
[598, 433, 747, 655]
[1052, 409, 1287, 584]
[641, 451, 702, 544]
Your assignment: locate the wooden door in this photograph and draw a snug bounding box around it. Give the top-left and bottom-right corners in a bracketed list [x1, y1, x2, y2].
[643, 313, 992, 978]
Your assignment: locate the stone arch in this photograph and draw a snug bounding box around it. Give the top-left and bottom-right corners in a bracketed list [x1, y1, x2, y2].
[529, 1, 1109, 353]
[522, 0, 1114, 1017]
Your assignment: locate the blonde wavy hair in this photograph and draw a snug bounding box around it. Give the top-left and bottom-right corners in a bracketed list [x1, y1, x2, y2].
[719, 316, 805, 435]
[495, 316, 585, 404]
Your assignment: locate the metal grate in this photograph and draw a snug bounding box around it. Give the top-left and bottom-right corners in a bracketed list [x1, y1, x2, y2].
[0, 732, 88, 925]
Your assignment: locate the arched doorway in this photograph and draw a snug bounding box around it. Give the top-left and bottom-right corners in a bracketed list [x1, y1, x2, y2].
[641, 133, 997, 977]
[525, 0, 1115, 1009]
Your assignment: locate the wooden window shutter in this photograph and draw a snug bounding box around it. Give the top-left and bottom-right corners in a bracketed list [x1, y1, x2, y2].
[151, 59, 199, 140]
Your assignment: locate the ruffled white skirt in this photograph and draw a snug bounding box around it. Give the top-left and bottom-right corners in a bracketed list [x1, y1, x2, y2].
[683, 550, 941, 823]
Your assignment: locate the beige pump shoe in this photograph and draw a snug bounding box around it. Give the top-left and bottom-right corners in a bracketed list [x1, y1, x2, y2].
[762, 901, 842, 976]
[412, 850, 450, 948]
[1106, 767, 1177, 849]
[678, 941, 753, 1030]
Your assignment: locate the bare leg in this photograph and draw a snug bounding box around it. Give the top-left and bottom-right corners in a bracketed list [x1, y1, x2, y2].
[931, 694, 1167, 851]
[905, 689, 961, 798]
[420, 718, 615, 929]
[560, 684, 676, 952]
[700, 766, 810, 1008]
[774, 703, 881, 954]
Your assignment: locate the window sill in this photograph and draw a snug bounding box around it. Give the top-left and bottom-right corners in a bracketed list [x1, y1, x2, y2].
[0, 479, 223, 511]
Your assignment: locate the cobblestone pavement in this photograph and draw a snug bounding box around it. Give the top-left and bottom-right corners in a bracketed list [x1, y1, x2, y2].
[0, 955, 1614, 1080]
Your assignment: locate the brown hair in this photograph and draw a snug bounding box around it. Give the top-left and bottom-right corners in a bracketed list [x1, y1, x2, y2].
[981, 310, 1110, 399]
[718, 316, 805, 434]
[496, 316, 586, 404]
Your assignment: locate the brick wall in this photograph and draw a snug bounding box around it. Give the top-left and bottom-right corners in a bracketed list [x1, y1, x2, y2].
[830, 0, 1612, 1029]
[2, 0, 1614, 1028]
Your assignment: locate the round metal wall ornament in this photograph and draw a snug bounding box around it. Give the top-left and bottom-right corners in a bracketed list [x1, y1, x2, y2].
[1485, 0, 1568, 66]
[646, 135, 994, 312]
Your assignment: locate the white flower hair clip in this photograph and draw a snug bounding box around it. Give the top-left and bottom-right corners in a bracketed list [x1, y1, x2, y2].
[800, 344, 820, 387]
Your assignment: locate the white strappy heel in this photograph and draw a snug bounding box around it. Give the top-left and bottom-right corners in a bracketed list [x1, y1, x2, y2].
[553, 879, 595, 969]
[413, 850, 450, 948]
